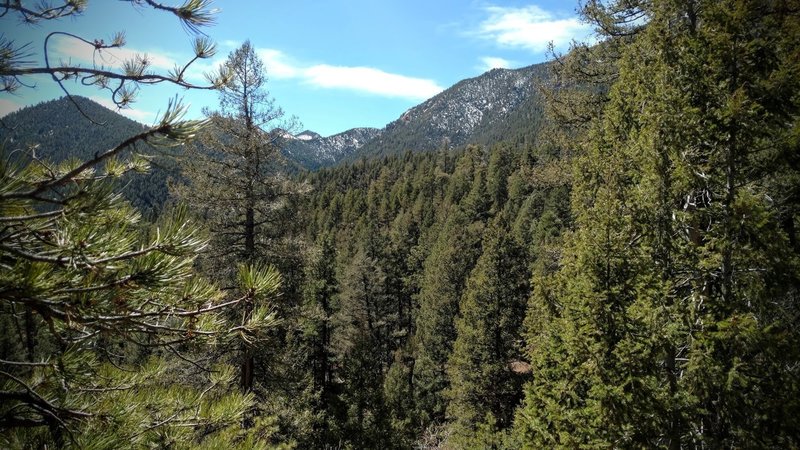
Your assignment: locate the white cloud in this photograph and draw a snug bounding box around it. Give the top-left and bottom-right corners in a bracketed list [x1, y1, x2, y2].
[477, 5, 590, 52]
[114, 39, 444, 102]
[90, 96, 156, 124]
[251, 48, 443, 101]
[257, 49, 301, 79]
[0, 98, 22, 117]
[479, 56, 513, 72]
[52, 36, 177, 71]
[303, 65, 442, 100]
[221, 40, 241, 50]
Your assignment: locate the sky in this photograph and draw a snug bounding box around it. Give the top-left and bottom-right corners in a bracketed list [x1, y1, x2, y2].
[1, 0, 593, 137]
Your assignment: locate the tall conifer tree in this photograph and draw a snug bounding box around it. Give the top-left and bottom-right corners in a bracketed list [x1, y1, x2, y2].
[516, 0, 800, 447]
[446, 215, 530, 446]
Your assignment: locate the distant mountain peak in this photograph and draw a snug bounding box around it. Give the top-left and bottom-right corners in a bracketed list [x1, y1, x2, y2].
[351, 62, 550, 160]
[295, 130, 322, 141]
[282, 127, 382, 170]
[282, 62, 550, 169]
[13, 61, 552, 174]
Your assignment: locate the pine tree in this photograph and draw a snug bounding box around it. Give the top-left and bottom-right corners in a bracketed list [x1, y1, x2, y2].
[446, 215, 530, 446]
[515, 0, 800, 447]
[0, 103, 283, 448]
[299, 232, 339, 447]
[413, 206, 483, 428]
[173, 41, 303, 395]
[661, 0, 800, 444]
[0, 2, 294, 446]
[486, 143, 513, 215]
[331, 243, 393, 448]
[175, 40, 296, 278]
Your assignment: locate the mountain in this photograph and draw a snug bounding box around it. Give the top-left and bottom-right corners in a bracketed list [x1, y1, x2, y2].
[0, 96, 172, 215]
[282, 127, 382, 170]
[350, 62, 549, 160]
[1, 62, 551, 179]
[280, 62, 550, 169]
[1, 96, 147, 161]
[295, 130, 322, 141]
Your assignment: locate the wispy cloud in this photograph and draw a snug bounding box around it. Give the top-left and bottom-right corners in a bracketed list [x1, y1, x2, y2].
[90, 96, 156, 124]
[220, 40, 242, 50]
[257, 49, 301, 79]
[476, 5, 590, 52]
[303, 65, 442, 100]
[256, 49, 443, 101]
[55, 34, 445, 102]
[0, 98, 22, 117]
[52, 36, 177, 71]
[478, 56, 513, 72]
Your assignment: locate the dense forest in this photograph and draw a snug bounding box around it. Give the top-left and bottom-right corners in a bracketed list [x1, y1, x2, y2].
[2, 0, 799, 449]
[0, 96, 176, 216]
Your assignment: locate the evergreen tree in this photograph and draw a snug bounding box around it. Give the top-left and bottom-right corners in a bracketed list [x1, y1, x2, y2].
[299, 232, 339, 447]
[413, 206, 483, 428]
[0, 103, 282, 448]
[516, 0, 800, 447]
[331, 243, 393, 448]
[446, 215, 530, 446]
[175, 40, 296, 279]
[486, 143, 512, 215]
[0, 2, 294, 447]
[173, 41, 303, 395]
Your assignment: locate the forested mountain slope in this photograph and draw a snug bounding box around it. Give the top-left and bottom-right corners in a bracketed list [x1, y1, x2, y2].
[4, 1, 799, 446]
[294, 142, 570, 448]
[351, 63, 549, 160]
[282, 127, 381, 170]
[282, 62, 550, 169]
[0, 59, 549, 178]
[0, 96, 172, 214]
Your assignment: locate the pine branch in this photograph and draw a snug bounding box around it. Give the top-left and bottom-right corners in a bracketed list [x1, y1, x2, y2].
[0, 0, 86, 22]
[0, 372, 92, 420]
[136, 0, 217, 33]
[0, 102, 205, 201]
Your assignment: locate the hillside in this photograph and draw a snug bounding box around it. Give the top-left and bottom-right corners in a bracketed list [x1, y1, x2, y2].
[351, 62, 549, 160]
[279, 62, 550, 169]
[0, 63, 551, 181]
[4, 1, 800, 449]
[0, 96, 172, 214]
[282, 127, 382, 170]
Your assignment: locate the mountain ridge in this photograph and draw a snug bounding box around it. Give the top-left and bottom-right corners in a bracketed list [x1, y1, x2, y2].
[289, 62, 550, 167]
[0, 96, 171, 214]
[352, 62, 548, 159]
[0, 62, 550, 174]
[282, 126, 382, 170]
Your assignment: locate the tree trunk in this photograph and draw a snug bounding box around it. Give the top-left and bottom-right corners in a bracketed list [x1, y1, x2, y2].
[240, 298, 255, 393]
[245, 205, 255, 262]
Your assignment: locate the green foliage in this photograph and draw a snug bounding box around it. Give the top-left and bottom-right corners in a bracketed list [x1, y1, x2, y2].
[0, 105, 282, 447]
[413, 206, 483, 427]
[170, 42, 314, 446]
[0, 2, 293, 446]
[0, 96, 176, 215]
[5, 2, 796, 447]
[445, 215, 530, 446]
[174, 41, 301, 278]
[515, 0, 800, 447]
[295, 140, 569, 447]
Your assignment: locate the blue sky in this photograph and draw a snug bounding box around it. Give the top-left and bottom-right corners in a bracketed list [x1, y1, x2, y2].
[1, 1, 592, 136]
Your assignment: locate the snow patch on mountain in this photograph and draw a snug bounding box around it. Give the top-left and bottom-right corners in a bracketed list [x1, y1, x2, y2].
[282, 127, 382, 169]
